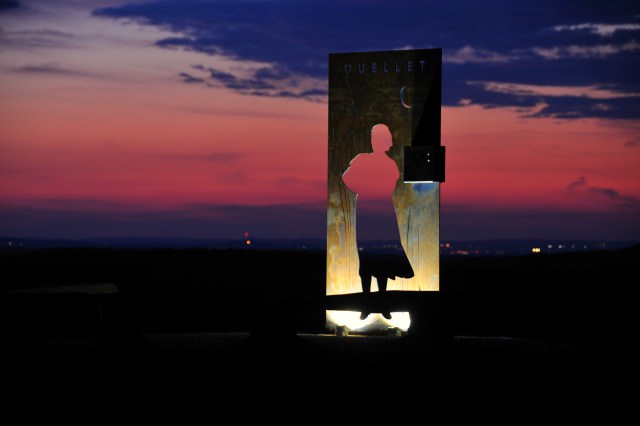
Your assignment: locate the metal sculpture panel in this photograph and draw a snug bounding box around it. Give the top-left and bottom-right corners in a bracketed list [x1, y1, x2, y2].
[326, 48, 444, 332]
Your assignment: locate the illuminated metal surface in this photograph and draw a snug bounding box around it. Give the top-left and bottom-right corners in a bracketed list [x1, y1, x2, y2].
[326, 48, 443, 332]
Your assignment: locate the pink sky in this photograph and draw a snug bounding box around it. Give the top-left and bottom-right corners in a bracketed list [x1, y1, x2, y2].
[1, 1, 639, 242]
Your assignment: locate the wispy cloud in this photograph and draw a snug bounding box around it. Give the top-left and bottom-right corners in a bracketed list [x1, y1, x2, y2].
[12, 62, 99, 78]
[470, 81, 640, 100]
[155, 36, 219, 55]
[167, 104, 318, 120]
[0, 28, 78, 48]
[178, 71, 207, 85]
[444, 46, 515, 64]
[463, 81, 640, 119]
[151, 151, 244, 163]
[179, 64, 326, 101]
[532, 40, 640, 60]
[552, 22, 640, 37]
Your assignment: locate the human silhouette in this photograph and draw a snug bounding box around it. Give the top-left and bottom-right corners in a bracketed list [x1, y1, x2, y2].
[342, 125, 414, 320]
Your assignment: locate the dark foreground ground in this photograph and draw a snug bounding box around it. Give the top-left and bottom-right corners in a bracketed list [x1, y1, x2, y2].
[1, 245, 638, 420]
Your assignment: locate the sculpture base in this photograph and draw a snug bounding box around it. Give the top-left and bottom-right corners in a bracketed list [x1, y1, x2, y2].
[325, 290, 448, 336]
[250, 290, 452, 342]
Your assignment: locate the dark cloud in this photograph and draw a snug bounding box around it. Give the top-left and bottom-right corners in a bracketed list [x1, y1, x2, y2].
[588, 186, 619, 199]
[587, 187, 640, 208]
[206, 68, 237, 84]
[254, 65, 292, 81]
[176, 64, 325, 101]
[178, 71, 206, 84]
[0, 28, 77, 48]
[276, 88, 328, 99]
[567, 176, 587, 190]
[208, 67, 275, 90]
[93, 0, 640, 118]
[625, 135, 640, 147]
[13, 63, 97, 78]
[0, 0, 20, 11]
[566, 176, 640, 209]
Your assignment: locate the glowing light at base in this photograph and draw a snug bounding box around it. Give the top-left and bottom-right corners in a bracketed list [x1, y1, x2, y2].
[325, 49, 442, 335]
[326, 310, 411, 333]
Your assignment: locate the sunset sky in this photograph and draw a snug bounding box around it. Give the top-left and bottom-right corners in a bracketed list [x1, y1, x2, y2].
[1, 0, 639, 242]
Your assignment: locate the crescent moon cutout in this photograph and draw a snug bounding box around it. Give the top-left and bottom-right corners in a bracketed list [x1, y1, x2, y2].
[400, 86, 412, 110]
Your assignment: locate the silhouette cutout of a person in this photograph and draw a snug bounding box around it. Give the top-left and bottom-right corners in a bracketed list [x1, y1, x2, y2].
[342, 125, 414, 320]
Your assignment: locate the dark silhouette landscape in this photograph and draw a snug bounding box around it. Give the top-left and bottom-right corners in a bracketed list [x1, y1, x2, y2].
[1, 244, 637, 420]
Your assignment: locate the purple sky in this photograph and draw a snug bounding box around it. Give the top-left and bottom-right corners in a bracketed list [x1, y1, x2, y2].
[1, 0, 639, 243]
